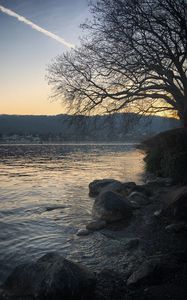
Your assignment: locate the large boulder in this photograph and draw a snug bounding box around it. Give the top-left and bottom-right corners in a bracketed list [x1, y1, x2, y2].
[1, 252, 96, 300]
[92, 190, 133, 223]
[161, 186, 187, 222]
[89, 179, 122, 197]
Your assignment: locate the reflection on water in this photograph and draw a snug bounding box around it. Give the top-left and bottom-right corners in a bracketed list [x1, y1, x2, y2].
[0, 143, 144, 283]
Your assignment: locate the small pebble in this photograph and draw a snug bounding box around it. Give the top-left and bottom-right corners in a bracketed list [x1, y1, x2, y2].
[76, 229, 91, 236]
[154, 210, 162, 217]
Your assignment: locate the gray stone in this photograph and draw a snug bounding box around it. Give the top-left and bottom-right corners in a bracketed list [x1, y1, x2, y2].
[154, 210, 162, 217]
[92, 191, 133, 223]
[124, 238, 140, 250]
[118, 182, 137, 196]
[128, 192, 150, 208]
[89, 179, 121, 197]
[127, 257, 162, 286]
[129, 184, 152, 197]
[1, 252, 96, 300]
[77, 229, 91, 236]
[86, 220, 106, 231]
[146, 177, 173, 187]
[101, 181, 123, 194]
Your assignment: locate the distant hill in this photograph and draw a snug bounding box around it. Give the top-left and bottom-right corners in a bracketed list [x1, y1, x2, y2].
[0, 113, 180, 142]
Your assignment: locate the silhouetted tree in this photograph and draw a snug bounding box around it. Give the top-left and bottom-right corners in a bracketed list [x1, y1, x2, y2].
[48, 0, 187, 125]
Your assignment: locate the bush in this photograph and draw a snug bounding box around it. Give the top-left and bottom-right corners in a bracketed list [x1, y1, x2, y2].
[143, 128, 187, 184]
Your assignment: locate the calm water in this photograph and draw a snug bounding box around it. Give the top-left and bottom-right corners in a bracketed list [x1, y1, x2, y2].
[0, 143, 144, 283]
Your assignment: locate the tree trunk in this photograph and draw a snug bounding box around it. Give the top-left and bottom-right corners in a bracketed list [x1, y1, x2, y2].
[178, 106, 187, 127]
[183, 107, 187, 127]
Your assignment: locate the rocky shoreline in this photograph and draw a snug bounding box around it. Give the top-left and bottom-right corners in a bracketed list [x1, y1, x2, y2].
[1, 177, 187, 299]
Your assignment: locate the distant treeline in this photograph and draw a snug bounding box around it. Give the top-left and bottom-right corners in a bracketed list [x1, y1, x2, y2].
[0, 113, 180, 141]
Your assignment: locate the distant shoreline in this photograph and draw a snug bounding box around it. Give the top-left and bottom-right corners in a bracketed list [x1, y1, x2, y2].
[0, 141, 140, 146]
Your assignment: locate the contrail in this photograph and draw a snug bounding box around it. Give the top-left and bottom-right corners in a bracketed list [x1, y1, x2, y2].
[0, 5, 75, 48]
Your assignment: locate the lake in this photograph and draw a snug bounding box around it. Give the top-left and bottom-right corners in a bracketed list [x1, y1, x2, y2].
[0, 143, 144, 283]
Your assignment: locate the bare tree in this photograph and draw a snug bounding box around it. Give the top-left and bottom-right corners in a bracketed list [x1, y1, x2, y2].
[48, 0, 187, 125]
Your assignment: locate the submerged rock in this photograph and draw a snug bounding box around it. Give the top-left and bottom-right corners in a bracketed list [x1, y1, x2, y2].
[124, 238, 141, 250]
[104, 238, 140, 256]
[1, 252, 96, 300]
[92, 191, 133, 223]
[45, 205, 66, 212]
[89, 179, 122, 197]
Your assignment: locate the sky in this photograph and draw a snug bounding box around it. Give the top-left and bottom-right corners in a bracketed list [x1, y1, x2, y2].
[0, 0, 89, 115]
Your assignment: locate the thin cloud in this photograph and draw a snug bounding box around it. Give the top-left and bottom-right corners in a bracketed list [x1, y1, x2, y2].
[0, 5, 75, 49]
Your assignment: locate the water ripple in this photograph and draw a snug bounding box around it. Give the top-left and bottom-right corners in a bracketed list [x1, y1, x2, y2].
[0, 143, 144, 283]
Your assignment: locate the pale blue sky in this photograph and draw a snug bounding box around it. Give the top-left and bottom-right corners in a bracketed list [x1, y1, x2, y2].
[0, 0, 89, 115]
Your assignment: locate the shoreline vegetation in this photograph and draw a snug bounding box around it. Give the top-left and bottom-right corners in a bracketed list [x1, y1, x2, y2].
[140, 128, 187, 184]
[0, 128, 187, 299]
